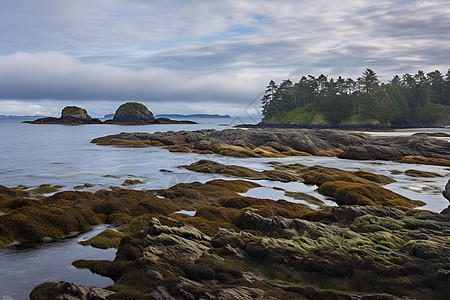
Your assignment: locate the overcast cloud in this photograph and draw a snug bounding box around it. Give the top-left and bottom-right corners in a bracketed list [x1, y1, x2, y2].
[0, 0, 449, 116]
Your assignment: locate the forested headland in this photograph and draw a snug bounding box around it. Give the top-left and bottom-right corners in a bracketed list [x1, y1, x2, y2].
[261, 69, 450, 128]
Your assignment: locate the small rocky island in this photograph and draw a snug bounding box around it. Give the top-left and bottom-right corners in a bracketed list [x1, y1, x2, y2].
[25, 102, 197, 125]
[24, 106, 102, 124]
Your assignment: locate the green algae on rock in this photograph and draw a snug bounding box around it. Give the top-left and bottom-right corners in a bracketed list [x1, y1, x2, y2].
[317, 181, 426, 209]
[404, 169, 444, 178]
[79, 228, 124, 249]
[121, 179, 143, 186]
[33, 206, 450, 300]
[184, 159, 396, 187]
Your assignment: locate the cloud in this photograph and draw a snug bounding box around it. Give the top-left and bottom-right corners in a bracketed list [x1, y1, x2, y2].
[0, 100, 58, 116]
[0, 0, 449, 115]
[0, 52, 265, 103]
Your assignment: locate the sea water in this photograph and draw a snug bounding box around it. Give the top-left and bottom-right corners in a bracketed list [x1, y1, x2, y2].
[0, 117, 449, 299]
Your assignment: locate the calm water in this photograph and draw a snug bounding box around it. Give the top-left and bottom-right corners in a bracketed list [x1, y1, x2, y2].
[0, 117, 449, 299]
[0, 225, 116, 300]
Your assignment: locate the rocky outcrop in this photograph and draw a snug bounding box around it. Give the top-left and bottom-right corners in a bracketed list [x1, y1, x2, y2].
[104, 102, 197, 125]
[92, 128, 450, 166]
[61, 106, 91, 120]
[183, 159, 396, 185]
[4, 170, 446, 299]
[24, 103, 197, 125]
[24, 106, 102, 125]
[0, 185, 178, 247]
[112, 102, 155, 123]
[37, 206, 450, 299]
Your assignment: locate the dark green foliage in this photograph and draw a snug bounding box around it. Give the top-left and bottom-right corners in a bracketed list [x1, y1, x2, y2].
[262, 68, 450, 126]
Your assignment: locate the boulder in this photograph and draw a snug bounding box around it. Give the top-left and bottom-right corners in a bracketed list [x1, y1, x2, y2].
[112, 102, 155, 123]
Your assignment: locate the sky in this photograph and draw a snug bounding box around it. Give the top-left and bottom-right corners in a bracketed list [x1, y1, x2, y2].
[0, 0, 449, 117]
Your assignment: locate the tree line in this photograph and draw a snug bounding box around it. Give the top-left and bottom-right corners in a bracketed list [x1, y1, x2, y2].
[261, 69, 450, 126]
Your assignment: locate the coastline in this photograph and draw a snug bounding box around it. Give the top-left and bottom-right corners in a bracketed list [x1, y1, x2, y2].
[1, 120, 450, 299]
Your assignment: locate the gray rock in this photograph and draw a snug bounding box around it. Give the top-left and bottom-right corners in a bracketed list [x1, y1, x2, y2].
[150, 286, 175, 300]
[30, 281, 115, 300]
[442, 179, 450, 201]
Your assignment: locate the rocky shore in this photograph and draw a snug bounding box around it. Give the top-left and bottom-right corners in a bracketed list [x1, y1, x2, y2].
[1, 158, 449, 299]
[92, 127, 450, 166]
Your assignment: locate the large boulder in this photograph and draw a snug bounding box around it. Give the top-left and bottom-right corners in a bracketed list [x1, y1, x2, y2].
[112, 102, 155, 123]
[60, 106, 92, 120]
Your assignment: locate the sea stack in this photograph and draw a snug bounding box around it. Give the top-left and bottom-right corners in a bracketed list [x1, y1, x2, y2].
[61, 106, 92, 120]
[112, 102, 155, 123]
[24, 106, 102, 124]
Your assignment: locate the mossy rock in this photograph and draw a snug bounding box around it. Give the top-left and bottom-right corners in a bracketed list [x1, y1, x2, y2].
[29, 184, 64, 195]
[317, 181, 426, 209]
[121, 179, 143, 186]
[404, 169, 443, 178]
[74, 183, 94, 189]
[61, 106, 91, 120]
[79, 229, 124, 249]
[113, 102, 155, 123]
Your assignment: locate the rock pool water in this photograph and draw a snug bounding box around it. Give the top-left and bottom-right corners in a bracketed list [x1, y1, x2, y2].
[0, 225, 116, 300]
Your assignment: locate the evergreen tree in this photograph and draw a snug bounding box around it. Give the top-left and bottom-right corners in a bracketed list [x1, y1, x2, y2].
[260, 68, 450, 125]
[261, 80, 278, 118]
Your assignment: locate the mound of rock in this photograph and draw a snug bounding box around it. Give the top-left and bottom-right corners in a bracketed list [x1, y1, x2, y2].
[112, 102, 155, 123]
[24, 106, 102, 125]
[61, 106, 91, 120]
[25, 103, 197, 125]
[104, 102, 197, 125]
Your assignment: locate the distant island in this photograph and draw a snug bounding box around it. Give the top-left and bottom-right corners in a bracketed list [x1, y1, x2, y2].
[24, 102, 197, 125]
[155, 113, 231, 118]
[261, 68, 450, 129]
